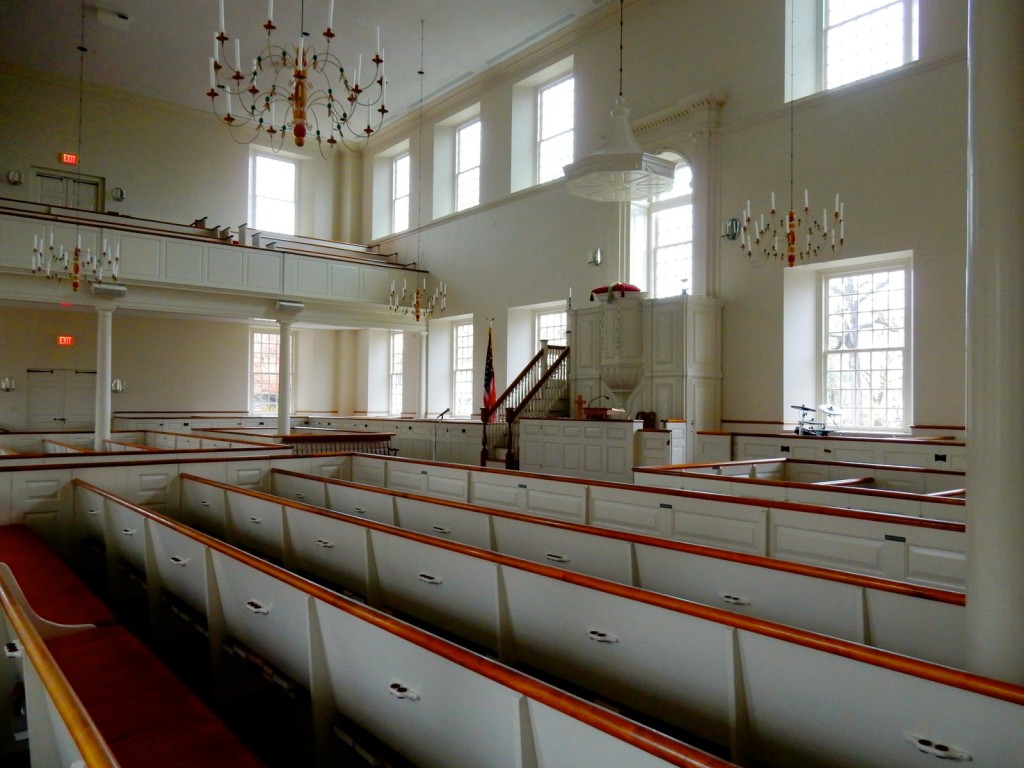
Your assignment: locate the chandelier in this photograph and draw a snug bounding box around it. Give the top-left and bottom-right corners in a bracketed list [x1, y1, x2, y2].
[563, 0, 675, 202]
[739, 0, 845, 267]
[208, 0, 388, 156]
[389, 278, 446, 322]
[31, 234, 121, 292]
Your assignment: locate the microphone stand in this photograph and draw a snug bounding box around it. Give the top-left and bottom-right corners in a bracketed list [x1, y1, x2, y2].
[432, 408, 450, 461]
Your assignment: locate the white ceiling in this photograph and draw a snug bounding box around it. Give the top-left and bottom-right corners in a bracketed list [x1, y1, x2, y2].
[0, 0, 611, 126]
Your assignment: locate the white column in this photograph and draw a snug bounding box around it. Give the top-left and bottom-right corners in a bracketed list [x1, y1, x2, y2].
[278, 319, 293, 435]
[418, 329, 428, 418]
[94, 307, 114, 450]
[965, 0, 1024, 683]
[690, 126, 721, 298]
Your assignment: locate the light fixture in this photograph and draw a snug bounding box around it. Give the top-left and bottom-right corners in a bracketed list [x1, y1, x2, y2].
[207, 0, 388, 156]
[110, 378, 125, 393]
[739, 0, 845, 267]
[588, 248, 603, 266]
[110, 186, 125, 201]
[6, 170, 22, 186]
[27, 1, 121, 293]
[563, 0, 675, 202]
[0, 377, 15, 392]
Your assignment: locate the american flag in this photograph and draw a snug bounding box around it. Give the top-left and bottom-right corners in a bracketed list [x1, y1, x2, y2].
[483, 325, 497, 422]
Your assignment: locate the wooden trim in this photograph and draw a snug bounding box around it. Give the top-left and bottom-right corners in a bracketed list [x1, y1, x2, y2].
[271, 469, 964, 606]
[73, 479, 733, 768]
[0, 572, 118, 767]
[164, 476, 1023, 706]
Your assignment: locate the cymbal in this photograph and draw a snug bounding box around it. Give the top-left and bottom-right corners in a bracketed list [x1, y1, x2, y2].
[790, 404, 815, 412]
[819, 404, 841, 416]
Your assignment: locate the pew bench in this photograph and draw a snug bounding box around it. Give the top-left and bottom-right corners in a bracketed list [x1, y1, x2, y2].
[0, 524, 264, 767]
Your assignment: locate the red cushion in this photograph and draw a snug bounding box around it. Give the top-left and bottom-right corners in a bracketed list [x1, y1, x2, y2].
[48, 626, 263, 767]
[0, 525, 115, 627]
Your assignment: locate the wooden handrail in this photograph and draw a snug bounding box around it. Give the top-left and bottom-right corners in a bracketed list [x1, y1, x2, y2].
[507, 345, 571, 422]
[0, 571, 119, 767]
[172, 474, 1024, 706]
[481, 344, 566, 425]
[270, 468, 964, 606]
[74, 479, 735, 768]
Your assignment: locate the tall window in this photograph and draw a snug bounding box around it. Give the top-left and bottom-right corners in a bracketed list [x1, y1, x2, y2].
[630, 160, 693, 298]
[250, 154, 297, 235]
[536, 310, 567, 347]
[392, 152, 411, 233]
[537, 75, 574, 184]
[250, 330, 280, 414]
[389, 331, 404, 416]
[455, 119, 481, 211]
[822, 263, 909, 430]
[453, 322, 474, 418]
[823, 0, 919, 90]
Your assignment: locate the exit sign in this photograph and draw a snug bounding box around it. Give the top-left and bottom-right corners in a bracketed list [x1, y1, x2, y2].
[60, 152, 79, 165]
[57, 335, 75, 346]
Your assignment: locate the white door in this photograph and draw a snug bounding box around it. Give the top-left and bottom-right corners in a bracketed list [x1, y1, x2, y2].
[34, 171, 100, 211]
[27, 369, 96, 430]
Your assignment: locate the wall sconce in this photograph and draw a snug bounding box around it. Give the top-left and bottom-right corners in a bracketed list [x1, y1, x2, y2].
[110, 187, 125, 202]
[0, 377, 15, 392]
[110, 378, 125, 393]
[722, 218, 741, 240]
[6, 171, 23, 186]
[587, 248, 603, 266]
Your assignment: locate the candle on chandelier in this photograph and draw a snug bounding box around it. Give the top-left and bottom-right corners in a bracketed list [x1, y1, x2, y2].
[804, 189, 809, 209]
[234, 38, 241, 70]
[327, 0, 334, 29]
[268, 0, 273, 23]
[218, 0, 225, 32]
[209, 58, 216, 89]
[376, 25, 380, 53]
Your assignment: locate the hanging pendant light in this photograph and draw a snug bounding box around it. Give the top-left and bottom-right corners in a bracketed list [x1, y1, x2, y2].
[563, 0, 674, 202]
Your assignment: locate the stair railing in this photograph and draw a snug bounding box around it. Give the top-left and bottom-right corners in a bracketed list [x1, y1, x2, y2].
[480, 343, 569, 469]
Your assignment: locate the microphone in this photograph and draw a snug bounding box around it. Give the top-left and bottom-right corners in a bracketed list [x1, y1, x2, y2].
[437, 408, 451, 419]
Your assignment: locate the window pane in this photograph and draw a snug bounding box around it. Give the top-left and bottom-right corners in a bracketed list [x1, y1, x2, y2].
[538, 76, 574, 184]
[822, 266, 907, 430]
[252, 155, 296, 235]
[825, 1, 913, 89]
[393, 153, 410, 233]
[453, 323, 475, 418]
[390, 332, 404, 415]
[456, 119, 481, 211]
[537, 311, 567, 346]
[251, 331, 280, 414]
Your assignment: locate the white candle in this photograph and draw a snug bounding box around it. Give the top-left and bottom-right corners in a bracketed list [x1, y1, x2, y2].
[297, 36, 303, 66]
[356, 54, 362, 83]
[804, 189, 808, 209]
[270, 102, 276, 126]
[327, 0, 334, 29]
[770, 192, 775, 211]
[835, 193, 839, 212]
[209, 57, 216, 88]
[213, 36, 219, 62]
[234, 38, 240, 70]
[376, 25, 380, 52]
[219, 0, 225, 32]
[839, 202, 844, 219]
[823, 208, 827, 227]
[225, 90, 232, 115]
[268, 0, 273, 22]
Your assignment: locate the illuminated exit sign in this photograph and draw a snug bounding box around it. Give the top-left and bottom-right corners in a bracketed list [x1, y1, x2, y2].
[60, 152, 79, 165]
[57, 335, 75, 347]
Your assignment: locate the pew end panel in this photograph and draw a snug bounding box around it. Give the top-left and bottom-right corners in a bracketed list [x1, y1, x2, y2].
[225, 493, 286, 562]
[863, 589, 966, 669]
[369, 529, 504, 652]
[271, 470, 327, 508]
[350, 455, 386, 487]
[633, 543, 867, 644]
[179, 477, 229, 538]
[669, 498, 769, 555]
[325, 482, 398, 525]
[467, 471, 527, 514]
[282, 507, 373, 597]
[491, 516, 636, 584]
[313, 597, 528, 768]
[393, 496, 494, 550]
[386, 461, 471, 503]
[9, 469, 72, 546]
[588, 485, 671, 537]
[209, 550, 313, 691]
[501, 567, 736, 747]
[736, 629, 1024, 767]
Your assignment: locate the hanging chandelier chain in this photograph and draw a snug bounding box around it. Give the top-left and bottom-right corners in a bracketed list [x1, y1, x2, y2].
[738, 0, 846, 267]
[618, 0, 624, 98]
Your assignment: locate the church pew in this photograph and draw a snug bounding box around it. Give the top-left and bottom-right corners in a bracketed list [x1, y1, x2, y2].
[82, 478, 1024, 768]
[266, 468, 966, 666]
[0, 545, 263, 767]
[70, 480, 737, 768]
[339, 455, 967, 589]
